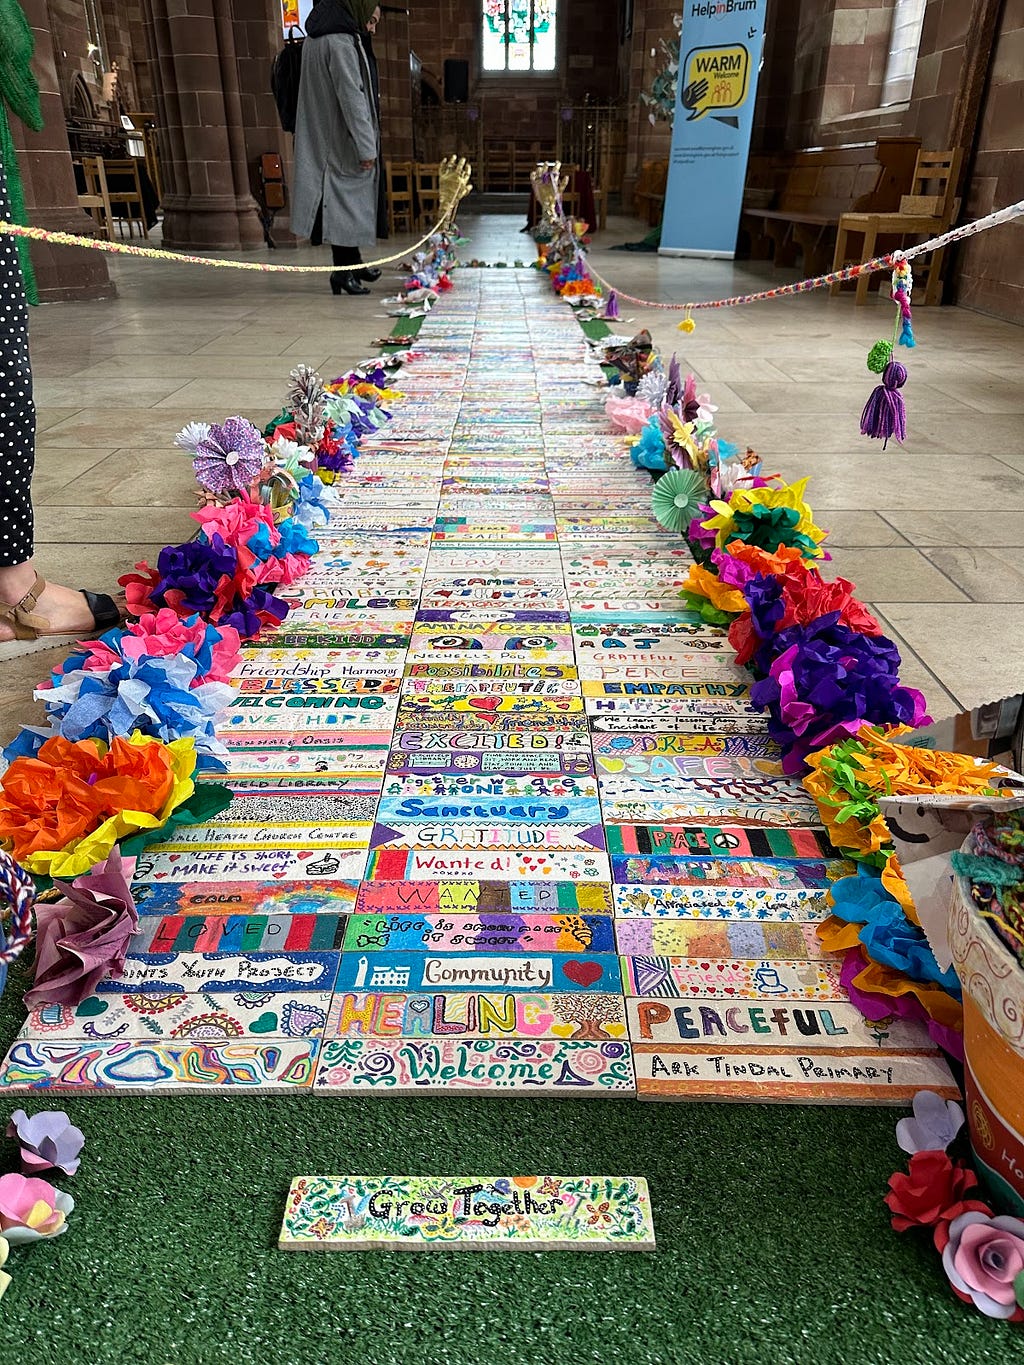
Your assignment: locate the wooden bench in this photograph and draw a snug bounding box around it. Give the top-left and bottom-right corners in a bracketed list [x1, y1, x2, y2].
[741, 137, 920, 277]
[633, 158, 668, 226]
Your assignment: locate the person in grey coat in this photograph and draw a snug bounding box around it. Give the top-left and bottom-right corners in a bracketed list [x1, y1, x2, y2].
[292, 0, 383, 296]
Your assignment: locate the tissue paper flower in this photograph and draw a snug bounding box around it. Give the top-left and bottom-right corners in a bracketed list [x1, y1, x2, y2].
[605, 395, 653, 435]
[749, 618, 929, 772]
[630, 416, 669, 472]
[0, 1173, 74, 1244]
[60, 613, 241, 687]
[268, 435, 316, 481]
[703, 478, 826, 557]
[885, 1152, 986, 1233]
[6, 1110, 85, 1177]
[23, 848, 139, 1006]
[682, 562, 746, 616]
[36, 652, 234, 761]
[0, 734, 197, 878]
[896, 1091, 966, 1155]
[178, 416, 266, 494]
[936, 1211, 1024, 1319]
[293, 474, 333, 530]
[193, 499, 279, 557]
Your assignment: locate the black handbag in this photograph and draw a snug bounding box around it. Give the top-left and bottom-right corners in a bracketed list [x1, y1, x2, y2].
[270, 26, 304, 134]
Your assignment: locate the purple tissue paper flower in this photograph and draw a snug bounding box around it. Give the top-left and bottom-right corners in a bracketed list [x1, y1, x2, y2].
[896, 1090, 966, 1155]
[6, 1110, 85, 1177]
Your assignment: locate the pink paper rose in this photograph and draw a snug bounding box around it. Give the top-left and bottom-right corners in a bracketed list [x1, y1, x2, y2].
[937, 1210, 1024, 1319]
[0, 1173, 74, 1244]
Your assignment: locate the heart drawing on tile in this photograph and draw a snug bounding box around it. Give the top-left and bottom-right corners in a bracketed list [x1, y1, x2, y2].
[563, 961, 602, 987]
[249, 1012, 279, 1034]
[468, 696, 500, 712]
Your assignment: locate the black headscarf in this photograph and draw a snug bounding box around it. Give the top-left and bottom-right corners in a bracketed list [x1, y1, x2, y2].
[307, 0, 379, 113]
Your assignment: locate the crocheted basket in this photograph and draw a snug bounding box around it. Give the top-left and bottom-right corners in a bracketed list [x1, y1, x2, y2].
[0, 852, 34, 999]
[951, 847, 1024, 1217]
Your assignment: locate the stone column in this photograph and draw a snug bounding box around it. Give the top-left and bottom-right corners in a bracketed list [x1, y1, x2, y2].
[10, 0, 113, 302]
[142, 0, 264, 250]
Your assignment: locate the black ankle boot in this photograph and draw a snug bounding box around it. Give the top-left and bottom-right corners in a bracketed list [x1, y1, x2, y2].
[358, 267, 382, 282]
[330, 272, 370, 296]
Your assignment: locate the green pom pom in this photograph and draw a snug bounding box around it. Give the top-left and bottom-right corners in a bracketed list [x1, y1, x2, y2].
[867, 340, 893, 373]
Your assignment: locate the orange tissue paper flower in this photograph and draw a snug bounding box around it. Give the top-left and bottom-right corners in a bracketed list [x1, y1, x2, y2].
[0, 734, 198, 878]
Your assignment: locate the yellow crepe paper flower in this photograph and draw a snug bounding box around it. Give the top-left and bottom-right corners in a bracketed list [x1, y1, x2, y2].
[702, 477, 826, 553]
[683, 562, 746, 615]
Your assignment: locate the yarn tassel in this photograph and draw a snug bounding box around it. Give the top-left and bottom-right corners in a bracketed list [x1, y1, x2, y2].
[601, 290, 619, 320]
[860, 360, 907, 447]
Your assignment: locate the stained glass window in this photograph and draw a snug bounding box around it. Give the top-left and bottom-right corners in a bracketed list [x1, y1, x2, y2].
[482, 0, 557, 73]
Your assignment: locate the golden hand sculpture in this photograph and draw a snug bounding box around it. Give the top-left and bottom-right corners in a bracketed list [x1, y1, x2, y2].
[438, 156, 473, 228]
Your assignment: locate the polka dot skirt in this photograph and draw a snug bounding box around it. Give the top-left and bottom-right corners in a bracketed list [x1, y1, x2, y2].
[0, 151, 35, 568]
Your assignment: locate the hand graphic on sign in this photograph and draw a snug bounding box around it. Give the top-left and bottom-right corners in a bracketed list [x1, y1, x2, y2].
[682, 77, 709, 120]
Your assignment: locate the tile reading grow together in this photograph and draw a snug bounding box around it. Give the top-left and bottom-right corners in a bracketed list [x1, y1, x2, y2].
[278, 1175, 655, 1250]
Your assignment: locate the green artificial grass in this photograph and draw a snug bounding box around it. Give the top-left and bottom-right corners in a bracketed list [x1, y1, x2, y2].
[0, 963, 1010, 1365]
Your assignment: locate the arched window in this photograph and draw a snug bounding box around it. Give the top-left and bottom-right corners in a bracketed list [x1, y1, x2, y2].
[881, 0, 927, 106]
[482, 0, 557, 73]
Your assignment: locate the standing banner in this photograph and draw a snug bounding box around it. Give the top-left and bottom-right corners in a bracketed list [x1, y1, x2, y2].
[659, 1, 768, 259]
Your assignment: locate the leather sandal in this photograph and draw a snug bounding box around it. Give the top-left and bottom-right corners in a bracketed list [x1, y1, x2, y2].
[0, 572, 121, 642]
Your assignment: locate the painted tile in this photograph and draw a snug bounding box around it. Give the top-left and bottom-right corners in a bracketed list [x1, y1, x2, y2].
[313, 1037, 635, 1094]
[355, 881, 613, 913]
[615, 919, 830, 960]
[600, 799, 822, 828]
[365, 848, 610, 882]
[134, 847, 368, 883]
[131, 879, 359, 918]
[18, 991, 333, 1042]
[333, 951, 621, 995]
[94, 951, 340, 993]
[381, 775, 599, 800]
[620, 955, 843, 999]
[327, 991, 627, 1040]
[132, 913, 347, 954]
[278, 1175, 653, 1249]
[344, 912, 614, 954]
[610, 854, 851, 890]
[606, 825, 837, 859]
[613, 884, 829, 921]
[0, 1039, 319, 1091]
[625, 997, 935, 1051]
[633, 1047, 958, 1103]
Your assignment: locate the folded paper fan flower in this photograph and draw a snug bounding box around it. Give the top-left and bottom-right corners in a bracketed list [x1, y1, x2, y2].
[652, 467, 708, 533]
[23, 847, 138, 1007]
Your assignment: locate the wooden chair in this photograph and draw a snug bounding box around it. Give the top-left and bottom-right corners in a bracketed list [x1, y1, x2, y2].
[413, 163, 440, 231]
[385, 160, 415, 235]
[100, 156, 149, 239]
[831, 148, 963, 305]
[77, 155, 113, 240]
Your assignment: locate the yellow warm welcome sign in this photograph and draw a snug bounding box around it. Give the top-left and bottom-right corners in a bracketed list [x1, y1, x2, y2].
[681, 44, 751, 122]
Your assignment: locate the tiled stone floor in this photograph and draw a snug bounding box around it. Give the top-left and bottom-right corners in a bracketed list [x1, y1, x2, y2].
[5, 210, 1023, 731]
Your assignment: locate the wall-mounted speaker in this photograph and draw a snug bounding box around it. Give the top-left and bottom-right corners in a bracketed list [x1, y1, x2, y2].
[444, 58, 469, 103]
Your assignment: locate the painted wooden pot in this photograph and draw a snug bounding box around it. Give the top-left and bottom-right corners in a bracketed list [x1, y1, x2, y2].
[950, 860, 1024, 1216]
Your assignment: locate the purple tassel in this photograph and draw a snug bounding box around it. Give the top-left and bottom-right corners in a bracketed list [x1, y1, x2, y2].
[860, 360, 907, 447]
[601, 290, 619, 320]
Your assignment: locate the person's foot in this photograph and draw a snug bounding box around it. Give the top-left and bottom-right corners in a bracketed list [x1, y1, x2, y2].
[0, 573, 118, 642]
[358, 267, 382, 282]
